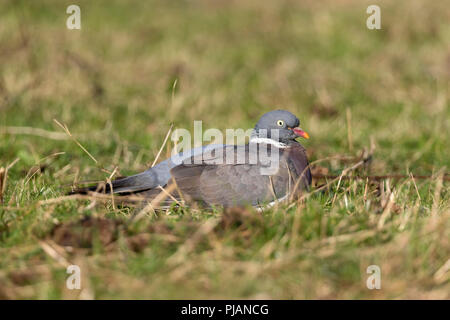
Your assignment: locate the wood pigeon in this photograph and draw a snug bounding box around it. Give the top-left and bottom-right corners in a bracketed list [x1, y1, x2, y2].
[73, 110, 311, 208]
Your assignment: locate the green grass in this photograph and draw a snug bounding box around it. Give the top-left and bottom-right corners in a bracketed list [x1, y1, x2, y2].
[0, 0, 449, 299]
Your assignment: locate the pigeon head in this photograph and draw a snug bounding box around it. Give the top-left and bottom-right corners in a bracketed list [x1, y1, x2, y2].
[253, 110, 309, 143]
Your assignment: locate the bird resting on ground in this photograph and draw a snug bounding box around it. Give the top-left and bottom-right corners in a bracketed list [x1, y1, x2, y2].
[72, 110, 312, 208]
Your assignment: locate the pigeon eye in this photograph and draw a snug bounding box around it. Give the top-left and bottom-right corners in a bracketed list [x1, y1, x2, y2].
[277, 120, 285, 127]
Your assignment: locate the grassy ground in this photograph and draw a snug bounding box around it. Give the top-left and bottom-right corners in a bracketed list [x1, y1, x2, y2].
[0, 0, 449, 299]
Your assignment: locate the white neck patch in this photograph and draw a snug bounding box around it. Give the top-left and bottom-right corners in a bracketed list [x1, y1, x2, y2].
[249, 137, 287, 148]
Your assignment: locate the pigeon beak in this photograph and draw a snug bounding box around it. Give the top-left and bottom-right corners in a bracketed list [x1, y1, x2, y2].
[292, 127, 310, 139]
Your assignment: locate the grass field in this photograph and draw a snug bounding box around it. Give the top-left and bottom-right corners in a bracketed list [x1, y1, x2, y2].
[0, 0, 449, 299]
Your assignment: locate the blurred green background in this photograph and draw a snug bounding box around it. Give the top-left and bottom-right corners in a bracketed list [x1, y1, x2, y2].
[0, 0, 448, 299]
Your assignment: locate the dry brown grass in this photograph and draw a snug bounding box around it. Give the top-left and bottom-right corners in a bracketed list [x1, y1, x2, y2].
[0, 0, 448, 299]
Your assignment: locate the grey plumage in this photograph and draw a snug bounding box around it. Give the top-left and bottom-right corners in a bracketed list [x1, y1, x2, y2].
[170, 142, 311, 207]
[72, 110, 311, 208]
[73, 144, 224, 194]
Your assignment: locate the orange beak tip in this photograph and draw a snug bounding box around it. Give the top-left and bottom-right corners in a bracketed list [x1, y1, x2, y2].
[293, 127, 310, 139]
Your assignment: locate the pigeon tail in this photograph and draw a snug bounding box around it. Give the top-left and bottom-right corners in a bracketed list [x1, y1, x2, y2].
[69, 144, 226, 196]
[69, 171, 160, 195]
